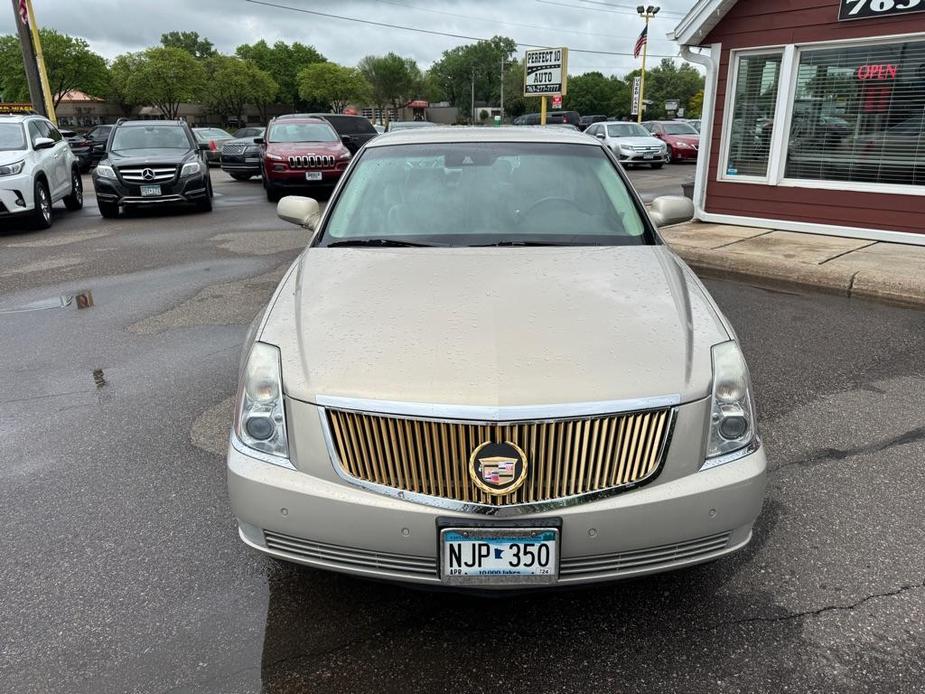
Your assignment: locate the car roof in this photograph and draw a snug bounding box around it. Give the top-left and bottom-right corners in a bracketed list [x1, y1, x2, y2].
[270, 117, 328, 124]
[0, 114, 39, 123]
[366, 126, 603, 148]
[118, 120, 188, 127]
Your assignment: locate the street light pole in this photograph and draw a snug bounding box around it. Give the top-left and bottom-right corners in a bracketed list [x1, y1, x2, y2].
[636, 5, 660, 124]
[500, 55, 505, 121]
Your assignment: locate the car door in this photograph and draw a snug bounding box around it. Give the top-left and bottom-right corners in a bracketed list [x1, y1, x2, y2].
[40, 121, 71, 198]
[27, 120, 55, 194]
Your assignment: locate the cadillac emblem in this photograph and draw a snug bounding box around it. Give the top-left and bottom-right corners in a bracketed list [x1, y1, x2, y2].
[469, 441, 528, 496]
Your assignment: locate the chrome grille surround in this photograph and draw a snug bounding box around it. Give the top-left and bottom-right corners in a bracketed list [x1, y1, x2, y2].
[317, 395, 678, 516]
[118, 165, 177, 183]
[288, 154, 334, 169]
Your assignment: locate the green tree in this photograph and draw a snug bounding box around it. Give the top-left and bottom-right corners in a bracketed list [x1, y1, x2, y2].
[297, 62, 369, 114]
[501, 59, 527, 119]
[121, 47, 206, 119]
[0, 29, 108, 107]
[235, 40, 326, 109]
[624, 59, 705, 120]
[563, 72, 629, 118]
[202, 56, 278, 125]
[358, 53, 423, 124]
[160, 31, 216, 60]
[429, 36, 517, 119]
[108, 52, 143, 115]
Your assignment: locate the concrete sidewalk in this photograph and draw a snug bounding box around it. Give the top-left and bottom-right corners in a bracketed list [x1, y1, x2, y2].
[661, 221, 925, 308]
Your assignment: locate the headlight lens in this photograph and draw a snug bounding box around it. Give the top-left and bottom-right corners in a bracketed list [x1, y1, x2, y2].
[96, 164, 116, 179]
[180, 161, 202, 177]
[266, 152, 283, 161]
[234, 342, 289, 459]
[704, 341, 757, 467]
[0, 160, 25, 176]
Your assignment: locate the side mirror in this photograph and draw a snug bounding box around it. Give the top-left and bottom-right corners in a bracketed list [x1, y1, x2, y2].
[33, 137, 55, 150]
[649, 195, 694, 228]
[594, 132, 605, 139]
[254, 137, 265, 145]
[277, 196, 322, 231]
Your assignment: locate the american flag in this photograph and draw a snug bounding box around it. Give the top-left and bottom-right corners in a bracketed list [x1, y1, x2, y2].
[18, 0, 29, 26]
[634, 25, 648, 59]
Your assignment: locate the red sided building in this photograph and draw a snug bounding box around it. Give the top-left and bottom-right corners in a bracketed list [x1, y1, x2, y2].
[670, 0, 925, 244]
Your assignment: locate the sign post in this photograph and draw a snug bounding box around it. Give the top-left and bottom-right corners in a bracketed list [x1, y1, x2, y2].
[631, 77, 641, 117]
[523, 47, 568, 126]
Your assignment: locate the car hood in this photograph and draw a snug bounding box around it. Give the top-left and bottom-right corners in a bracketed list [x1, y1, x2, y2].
[611, 136, 665, 147]
[260, 246, 729, 408]
[107, 149, 194, 164]
[266, 142, 347, 156]
[225, 137, 260, 146]
[0, 150, 28, 165]
[665, 134, 700, 145]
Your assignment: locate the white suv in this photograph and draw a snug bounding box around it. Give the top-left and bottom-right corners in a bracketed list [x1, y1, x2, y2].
[0, 113, 83, 229]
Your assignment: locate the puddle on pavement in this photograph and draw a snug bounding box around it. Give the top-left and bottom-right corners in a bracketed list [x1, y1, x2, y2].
[0, 290, 94, 314]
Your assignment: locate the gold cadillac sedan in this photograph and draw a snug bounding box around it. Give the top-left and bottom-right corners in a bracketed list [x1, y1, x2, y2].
[227, 127, 766, 589]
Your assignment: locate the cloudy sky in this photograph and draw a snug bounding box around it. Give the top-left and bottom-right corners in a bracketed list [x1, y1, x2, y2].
[2, 0, 698, 76]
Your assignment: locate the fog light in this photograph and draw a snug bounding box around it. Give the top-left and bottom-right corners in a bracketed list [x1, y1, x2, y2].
[719, 415, 748, 440]
[245, 415, 275, 441]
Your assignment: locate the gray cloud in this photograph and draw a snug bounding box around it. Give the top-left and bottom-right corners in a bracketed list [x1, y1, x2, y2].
[2, 0, 697, 76]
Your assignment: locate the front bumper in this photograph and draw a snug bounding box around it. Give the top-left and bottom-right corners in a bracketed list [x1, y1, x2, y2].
[94, 173, 209, 206]
[221, 153, 262, 175]
[0, 173, 36, 215]
[671, 146, 699, 161]
[228, 399, 767, 589]
[264, 166, 344, 191]
[617, 150, 668, 164]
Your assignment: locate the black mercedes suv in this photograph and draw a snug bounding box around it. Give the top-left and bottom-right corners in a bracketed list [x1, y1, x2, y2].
[92, 119, 213, 218]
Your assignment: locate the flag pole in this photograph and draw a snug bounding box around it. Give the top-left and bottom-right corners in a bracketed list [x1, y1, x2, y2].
[637, 14, 650, 123]
[24, 0, 57, 123]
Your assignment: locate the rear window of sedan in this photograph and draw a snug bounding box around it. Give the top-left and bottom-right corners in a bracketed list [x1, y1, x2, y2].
[321, 142, 651, 246]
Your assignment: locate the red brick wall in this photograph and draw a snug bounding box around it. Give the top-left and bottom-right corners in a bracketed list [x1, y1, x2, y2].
[702, 0, 925, 235]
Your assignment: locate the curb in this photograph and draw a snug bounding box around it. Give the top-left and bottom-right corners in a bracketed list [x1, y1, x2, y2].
[671, 244, 925, 309]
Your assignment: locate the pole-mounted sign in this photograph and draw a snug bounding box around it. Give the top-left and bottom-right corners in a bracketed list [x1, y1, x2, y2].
[17, 0, 27, 25]
[523, 47, 568, 126]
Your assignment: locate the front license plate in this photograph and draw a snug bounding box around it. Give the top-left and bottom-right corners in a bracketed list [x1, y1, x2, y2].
[643, 153, 654, 159]
[140, 185, 161, 197]
[441, 527, 558, 585]
[305, 171, 322, 181]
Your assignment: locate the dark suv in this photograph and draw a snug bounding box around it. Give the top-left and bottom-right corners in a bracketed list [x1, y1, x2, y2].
[275, 113, 378, 153]
[92, 120, 213, 218]
[512, 111, 581, 127]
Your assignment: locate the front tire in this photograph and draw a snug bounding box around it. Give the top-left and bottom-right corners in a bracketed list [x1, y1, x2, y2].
[63, 169, 84, 211]
[31, 179, 53, 229]
[665, 147, 673, 164]
[196, 180, 214, 212]
[230, 173, 251, 181]
[97, 199, 119, 218]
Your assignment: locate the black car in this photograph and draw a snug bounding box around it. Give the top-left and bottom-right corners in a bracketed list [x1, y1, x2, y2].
[221, 127, 266, 181]
[60, 129, 94, 172]
[275, 113, 378, 153]
[84, 124, 113, 167]
[512, 111, 582, 127]
[91, 119, 213, 218]
[578, 114, 608, 131]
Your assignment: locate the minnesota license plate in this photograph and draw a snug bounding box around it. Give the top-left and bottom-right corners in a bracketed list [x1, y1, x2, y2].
[140, 185, 161, 197]
[305, 171, 322, 181]
[643, 153, 654, 159]
[441, 527, 558, 585]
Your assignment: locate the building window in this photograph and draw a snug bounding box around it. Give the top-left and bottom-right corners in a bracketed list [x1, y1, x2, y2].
[725, 52, 783, 179]
[785, 39, 925, 188]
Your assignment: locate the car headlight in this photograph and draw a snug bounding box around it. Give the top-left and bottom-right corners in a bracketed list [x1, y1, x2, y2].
[703, 341, 757, 468]
[180, 161, 202, 177]
[0, 160, 25, 176]
[96, 164, 116, 179]
[677, 142, 691, 149]
[266, 152, 283, 161]
[245, 146, 261, 155]
[234, 342, 289, 459]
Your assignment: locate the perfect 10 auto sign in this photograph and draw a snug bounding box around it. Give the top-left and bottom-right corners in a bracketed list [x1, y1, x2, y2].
[524, 48, 569, 96]
[839, 0, 925, 20]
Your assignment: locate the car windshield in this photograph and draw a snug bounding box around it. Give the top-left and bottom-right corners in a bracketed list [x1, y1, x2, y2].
[111, 126, 190, 151]
[321, 142, 650, 247]
[607, 123, 650, 137]
[0, 123, 26, 151]
[662, 123, 698, 135]
[268, 123, 338, 143]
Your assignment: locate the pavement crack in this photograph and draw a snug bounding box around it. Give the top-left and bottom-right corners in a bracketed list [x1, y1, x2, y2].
[846, 269, 861, 296]
[776, 426, 925, 470]
[700, 578, 925, 632]
[818, 241, 879, 265]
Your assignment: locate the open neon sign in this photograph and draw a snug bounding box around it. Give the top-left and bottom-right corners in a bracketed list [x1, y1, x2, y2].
[857, 64, 898, 80]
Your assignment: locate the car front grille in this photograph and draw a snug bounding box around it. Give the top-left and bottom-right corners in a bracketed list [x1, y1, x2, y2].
[324, 407, 673, 507]
[263, 531, 437, 577]
[288, 154, 334, 169]
[118, 165, 177, 183]
[222, 143, 248, 155]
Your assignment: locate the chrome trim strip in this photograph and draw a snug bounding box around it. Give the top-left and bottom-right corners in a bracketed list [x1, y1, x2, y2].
[700, 436, 761, 471]
[313, 394, 682, 423]
[229, 432, 297, 471]
[317, 405, 678, 517]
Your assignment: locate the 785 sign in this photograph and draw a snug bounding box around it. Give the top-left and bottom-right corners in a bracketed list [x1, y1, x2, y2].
[839, 0, 925, 20]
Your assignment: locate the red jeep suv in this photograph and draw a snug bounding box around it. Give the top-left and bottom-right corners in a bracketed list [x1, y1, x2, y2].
[258, 117, 352, 201]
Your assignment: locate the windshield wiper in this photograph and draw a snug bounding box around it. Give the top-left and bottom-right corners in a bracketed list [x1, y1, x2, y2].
[469, 240, 574, 247]
[325, 238, 436, 248]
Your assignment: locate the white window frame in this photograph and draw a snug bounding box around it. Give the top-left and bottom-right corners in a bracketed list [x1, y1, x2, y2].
[717, 46, 787, 185]
[777, 32, 925, 197]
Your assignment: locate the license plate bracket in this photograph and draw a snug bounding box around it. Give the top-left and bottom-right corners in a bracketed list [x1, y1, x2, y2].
[305, 171, 322, 181]
[439, 522, 560, 586]
[140, 184, 161, 197]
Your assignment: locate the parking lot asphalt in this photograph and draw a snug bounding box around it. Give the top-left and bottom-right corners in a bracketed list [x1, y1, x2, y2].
[0, 170, 922, 693]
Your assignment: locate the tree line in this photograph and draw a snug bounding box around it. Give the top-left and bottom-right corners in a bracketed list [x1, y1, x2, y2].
[0, 30, 704, 123]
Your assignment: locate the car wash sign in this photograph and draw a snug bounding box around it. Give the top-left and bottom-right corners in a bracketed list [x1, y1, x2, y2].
[839, 0, 925, 21]
[524, 48, 568, 96]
